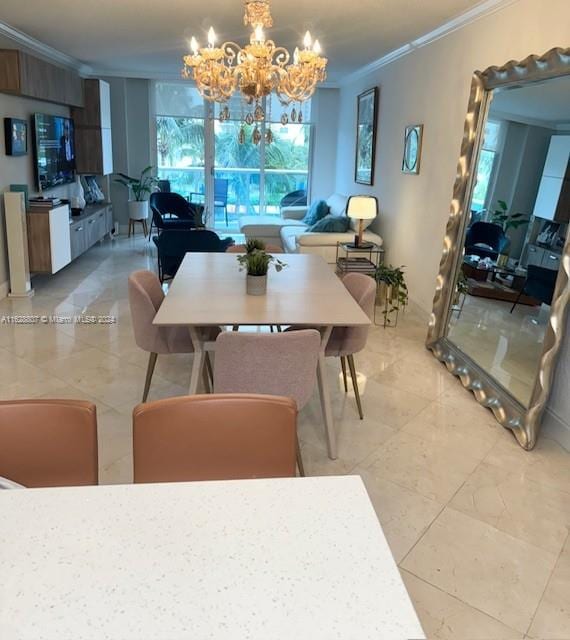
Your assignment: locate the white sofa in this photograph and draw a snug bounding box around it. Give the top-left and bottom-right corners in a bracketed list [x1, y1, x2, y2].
[239, 193, 383, 264]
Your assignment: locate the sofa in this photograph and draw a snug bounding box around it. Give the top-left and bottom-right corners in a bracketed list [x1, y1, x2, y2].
[239, 193, 383, 264]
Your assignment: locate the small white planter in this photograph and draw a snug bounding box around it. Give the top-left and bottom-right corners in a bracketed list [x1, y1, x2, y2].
[246, 274, 267, 296]
[128, 200, 149, 221]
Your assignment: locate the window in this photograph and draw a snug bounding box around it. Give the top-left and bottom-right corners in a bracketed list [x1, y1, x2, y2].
[471, 120, 502, 214]
[154, 83, 312, 229]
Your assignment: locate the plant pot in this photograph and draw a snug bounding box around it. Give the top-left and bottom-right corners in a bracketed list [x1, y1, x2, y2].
[246, 274, 267, 296]
[128, 200, 149, 221]
[496, 253, 509, 267]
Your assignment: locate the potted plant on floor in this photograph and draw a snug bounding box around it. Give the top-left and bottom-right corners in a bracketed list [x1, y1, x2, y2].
[375, 264, 408, 327]
[237, 239, 286, 295]
[488, 199, 530, 266]
[113, 166, 158, 222]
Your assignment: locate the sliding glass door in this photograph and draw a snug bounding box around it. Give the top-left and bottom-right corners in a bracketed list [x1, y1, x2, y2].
[155, 83, 312, 230]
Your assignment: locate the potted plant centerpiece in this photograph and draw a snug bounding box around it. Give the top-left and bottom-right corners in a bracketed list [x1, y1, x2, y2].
[113, 166, 157, 222]
[237, 239, 286, 296]
[375, 264, 408, 327]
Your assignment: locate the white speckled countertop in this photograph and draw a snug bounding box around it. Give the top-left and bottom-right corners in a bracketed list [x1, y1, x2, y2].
[0, 475, 425, 640]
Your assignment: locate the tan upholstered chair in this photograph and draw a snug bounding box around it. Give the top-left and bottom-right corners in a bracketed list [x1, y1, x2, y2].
[0, 400, 98, 487]
[226, 243, 284, 254]
[133, 394, 297, 482]
[213, 329, 321, 475]
[128, 270, 216, 402]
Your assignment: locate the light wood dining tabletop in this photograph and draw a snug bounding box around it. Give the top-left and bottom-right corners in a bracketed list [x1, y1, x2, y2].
[153, 252, 371, 459]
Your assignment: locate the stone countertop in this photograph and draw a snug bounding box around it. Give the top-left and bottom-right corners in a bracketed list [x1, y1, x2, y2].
[0, 475, 424, 640]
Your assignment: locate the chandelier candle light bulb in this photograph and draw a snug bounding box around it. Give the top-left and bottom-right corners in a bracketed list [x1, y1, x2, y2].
[182, 0, 328, 143]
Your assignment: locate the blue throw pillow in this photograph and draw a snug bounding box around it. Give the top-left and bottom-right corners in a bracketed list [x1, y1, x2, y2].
[303, 200, 330, 226]
[308, 215, 350, 233]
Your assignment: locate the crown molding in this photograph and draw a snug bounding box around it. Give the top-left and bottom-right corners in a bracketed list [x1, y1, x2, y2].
[0, 20, 93, 75]
[340, 0, 519, 86]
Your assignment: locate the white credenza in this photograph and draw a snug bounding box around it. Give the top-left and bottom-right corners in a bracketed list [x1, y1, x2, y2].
[26, 205, 72, 274]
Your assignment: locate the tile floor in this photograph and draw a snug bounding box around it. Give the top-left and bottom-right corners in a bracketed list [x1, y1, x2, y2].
[0, 234, 568, 640]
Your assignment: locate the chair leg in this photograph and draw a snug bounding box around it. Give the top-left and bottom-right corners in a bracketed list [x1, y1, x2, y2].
[340, 356, 348, 393]
[142, 352, 158, 402]
[510, 289, 524, 313]
[270, 325, 274, 333]
[232, 325, 239, 332]
[276, 325, 282, 332]
[347, 354, 363, 420]
[205, 351, 214, 387]
[225, 205, 228, 227]
[128, 220, 132, 238]
[296, 435, 305, 477]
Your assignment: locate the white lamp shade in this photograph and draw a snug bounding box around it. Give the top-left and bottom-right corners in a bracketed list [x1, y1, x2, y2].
[347, 195, 377, 220]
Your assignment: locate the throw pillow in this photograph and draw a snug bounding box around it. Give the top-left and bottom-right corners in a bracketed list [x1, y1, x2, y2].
[308, 214, 350, 233]
[303, 200, 330, 226]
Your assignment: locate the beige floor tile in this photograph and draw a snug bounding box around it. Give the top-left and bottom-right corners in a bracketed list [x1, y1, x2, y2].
[402, 508, 558, 633]
[485, 435, 570, 495]
[299, 441, 357, 476]
[402, 401, 500, 460]
[100, 453, 133, 485]
[450, 462, 570, 555]
[356, 468, 443, 563]
[401, 570, 524, 639]
[528, 537, 570, 640]
[361, 430, 483, 503]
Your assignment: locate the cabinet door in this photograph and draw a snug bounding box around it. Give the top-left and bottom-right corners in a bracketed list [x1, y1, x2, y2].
[99, 80, 112, 129]
[70, 221, 86, 260]
[533, 176, 563, 221]
[96, 209, 106, 240]
[526, 245, 543, 267]
[49, 206, 72, 274]
[85, 215, 98, 248]
[543, 136, 570, 178]
[542, 251, 561, 271]
[101, 128, 113, 175]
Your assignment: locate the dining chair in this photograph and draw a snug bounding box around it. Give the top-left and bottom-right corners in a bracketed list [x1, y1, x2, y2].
[226, 243, 284, 254]
[128, 270, 216, 402]
[0, 399, 98, 487]
[326, 273, 376, 419]
[133, 394, 297, 482]
[285, 272, 375, 419]
[213, 329, 321, 476]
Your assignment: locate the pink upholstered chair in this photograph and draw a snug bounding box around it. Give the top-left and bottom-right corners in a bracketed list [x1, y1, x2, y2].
[285, 272, 375, 419]
[128, 270, 216, 402]
[327, 273, 376, 419]
[213, 329, 321, 475]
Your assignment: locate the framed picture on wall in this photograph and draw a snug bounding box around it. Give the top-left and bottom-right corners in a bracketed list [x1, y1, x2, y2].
[402, 124, 423, 174]
[355, 87, 379, 185]
[4, 118, 28, 156]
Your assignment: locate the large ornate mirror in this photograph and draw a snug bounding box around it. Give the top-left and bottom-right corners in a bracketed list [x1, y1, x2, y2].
[427, 48, 570, 451]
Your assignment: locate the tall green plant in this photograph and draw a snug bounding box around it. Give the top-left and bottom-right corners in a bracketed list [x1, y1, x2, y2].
[113, 166, 157, 202]
[489, 200, 529, 232]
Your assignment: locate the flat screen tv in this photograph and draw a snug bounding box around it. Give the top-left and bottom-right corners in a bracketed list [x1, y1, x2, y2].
[32, 113, 76, 191]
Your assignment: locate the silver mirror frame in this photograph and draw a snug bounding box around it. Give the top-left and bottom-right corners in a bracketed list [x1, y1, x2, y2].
[426, 47, 570, 451]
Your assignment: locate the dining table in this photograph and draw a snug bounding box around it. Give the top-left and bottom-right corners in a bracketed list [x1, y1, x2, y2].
[0, 475, 425, 640]
[153, 252, 371, 460]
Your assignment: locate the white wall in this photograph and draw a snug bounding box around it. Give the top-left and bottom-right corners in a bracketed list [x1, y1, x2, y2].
[310, 88, 340, 201]
[334, 0, 570, 447]
[0, 93, 72, 294]
[105, 77, 153, 226]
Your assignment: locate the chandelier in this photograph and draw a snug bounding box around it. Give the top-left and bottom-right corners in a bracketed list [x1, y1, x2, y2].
[182, 0, 327, 143]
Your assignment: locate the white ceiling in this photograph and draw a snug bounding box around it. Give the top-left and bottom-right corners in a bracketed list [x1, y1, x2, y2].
[0, 0, 486, 80]
[490, 76, 570, 126]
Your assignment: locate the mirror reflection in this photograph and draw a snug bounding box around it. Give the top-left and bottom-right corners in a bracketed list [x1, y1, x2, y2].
[448, 75, 569, 407]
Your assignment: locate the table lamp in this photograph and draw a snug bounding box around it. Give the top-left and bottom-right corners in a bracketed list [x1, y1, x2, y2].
[347, 195, 377, 248]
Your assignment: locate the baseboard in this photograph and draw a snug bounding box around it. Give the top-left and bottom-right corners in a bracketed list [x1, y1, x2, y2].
[0, 280, 9, 300]
[407, 296, 431, 324]
[542, 408, 570, 452]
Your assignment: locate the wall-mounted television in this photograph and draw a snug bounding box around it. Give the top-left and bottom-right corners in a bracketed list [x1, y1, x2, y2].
[32, 113, 76, 191]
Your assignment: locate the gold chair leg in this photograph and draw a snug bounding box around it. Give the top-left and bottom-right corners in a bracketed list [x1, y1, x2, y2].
[347, 354, 363, 420]
[296, 435, 305, 477]
[270, 325, 274, 333]
[232, 325, 239, 332]
[276, 325, 282, 332]
[142, 352, 158, 402]
[340, 356, 348, 393]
